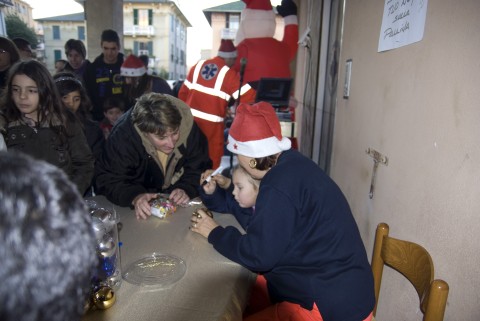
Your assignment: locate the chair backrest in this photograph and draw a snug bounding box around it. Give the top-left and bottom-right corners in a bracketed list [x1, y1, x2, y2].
[371, 223, 449, 321]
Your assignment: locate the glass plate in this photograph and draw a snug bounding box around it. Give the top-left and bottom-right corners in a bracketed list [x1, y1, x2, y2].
[123, 253, 186, 287]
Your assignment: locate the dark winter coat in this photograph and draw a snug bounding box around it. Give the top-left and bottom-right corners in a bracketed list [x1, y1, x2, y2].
[94, 95, 212, 207]
[207, 149, 375, 321]
[0, 111, 94, 195]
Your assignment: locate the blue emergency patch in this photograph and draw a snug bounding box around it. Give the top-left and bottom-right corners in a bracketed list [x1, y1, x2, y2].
[201, 63, 218, 80]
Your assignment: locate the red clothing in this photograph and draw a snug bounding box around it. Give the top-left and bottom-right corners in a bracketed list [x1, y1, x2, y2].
[178, 56, 256, 168]
[233, 22, 298, 85]
[99, 119, 113, 140]
[244, 275, 373, 321]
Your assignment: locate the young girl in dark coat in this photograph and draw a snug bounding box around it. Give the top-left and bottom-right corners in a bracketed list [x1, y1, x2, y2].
[54, 71, 105, 162]
[54, 72, 104, 195]
[0, 60, 94, 195]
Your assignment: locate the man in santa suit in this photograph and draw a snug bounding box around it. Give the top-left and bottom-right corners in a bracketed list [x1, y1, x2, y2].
[233, 0, 299, 88]
[179, 39, 256, 168]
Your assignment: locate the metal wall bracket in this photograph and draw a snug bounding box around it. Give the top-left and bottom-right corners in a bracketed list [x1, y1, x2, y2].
[366, 148, 388, 199]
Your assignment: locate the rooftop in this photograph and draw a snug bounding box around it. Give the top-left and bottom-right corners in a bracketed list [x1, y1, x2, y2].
[35, 12, 85, 22]
[203, 1, 244, 26]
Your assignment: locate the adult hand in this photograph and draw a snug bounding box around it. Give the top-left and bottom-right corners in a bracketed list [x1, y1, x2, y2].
[132, 193, 158, 220]
[169, 188, 190, 205]
[276, 0, 297, 17]
[190, 208, 219, 238]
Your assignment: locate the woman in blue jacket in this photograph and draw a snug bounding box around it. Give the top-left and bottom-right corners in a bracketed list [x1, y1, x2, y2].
[192, 102, 375, 321]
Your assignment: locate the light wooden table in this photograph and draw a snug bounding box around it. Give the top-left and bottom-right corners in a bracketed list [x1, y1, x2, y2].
[83, 196, 254, 321]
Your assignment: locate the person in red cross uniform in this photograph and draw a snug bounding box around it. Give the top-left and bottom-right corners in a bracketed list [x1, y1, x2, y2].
[178, 39, 256, 168]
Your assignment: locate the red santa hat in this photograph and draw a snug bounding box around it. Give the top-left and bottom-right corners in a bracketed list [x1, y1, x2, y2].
[243, 0, 272, 10]
[235, 0, 276, 45]
[227, 102, 291, 158]
[121, 54, 147, 77]
[217, 39, 237, 59]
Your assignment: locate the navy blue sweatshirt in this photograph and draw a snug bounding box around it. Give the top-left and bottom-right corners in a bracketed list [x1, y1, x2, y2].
[208, 149, 375, 321]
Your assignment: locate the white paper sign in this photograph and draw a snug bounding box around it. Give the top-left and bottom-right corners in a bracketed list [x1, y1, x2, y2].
[378, 0, 428, 52]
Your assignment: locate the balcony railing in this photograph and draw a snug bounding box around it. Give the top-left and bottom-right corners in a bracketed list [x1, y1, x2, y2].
[221, 28, 238, 40]
[124, 25, 155, 37]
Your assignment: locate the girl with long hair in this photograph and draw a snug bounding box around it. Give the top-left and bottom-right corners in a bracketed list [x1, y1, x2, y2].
[0, 60, 94, 195]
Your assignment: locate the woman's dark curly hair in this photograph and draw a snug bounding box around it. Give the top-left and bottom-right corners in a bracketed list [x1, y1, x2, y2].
[252, 155, 279, 171]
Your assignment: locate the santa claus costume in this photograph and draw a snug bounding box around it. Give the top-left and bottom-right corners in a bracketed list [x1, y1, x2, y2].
[232, 0, 299, 87]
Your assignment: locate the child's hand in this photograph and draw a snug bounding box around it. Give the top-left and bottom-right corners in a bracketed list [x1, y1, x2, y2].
[200, 169, 217, 195]
[200, 169, 231, 194]
[212, 175, 231, 190]
[202, 178, 217, 195]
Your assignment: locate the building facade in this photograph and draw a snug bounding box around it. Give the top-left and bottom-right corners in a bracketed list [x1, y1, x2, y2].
[1, 0, 34, 29]
[34, 0, 190, 78]
[123, 0, 190, 80]
[35, 13, 86, 72]
[0, 0, 13, 36]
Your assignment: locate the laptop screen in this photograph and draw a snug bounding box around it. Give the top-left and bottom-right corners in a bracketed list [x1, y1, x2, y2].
[255, 78, 292, 107]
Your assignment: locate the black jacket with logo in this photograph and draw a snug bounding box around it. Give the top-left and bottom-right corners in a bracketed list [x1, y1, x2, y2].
[84, 53, 124, 121]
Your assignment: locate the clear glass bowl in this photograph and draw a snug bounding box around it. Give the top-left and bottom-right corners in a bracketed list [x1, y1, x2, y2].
[123, 253, 186, 287]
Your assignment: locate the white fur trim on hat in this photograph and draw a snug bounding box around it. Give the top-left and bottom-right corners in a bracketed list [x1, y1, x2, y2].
[226, 101, 291, 158]
[218, 50, 238, 59]
[121, 54, 147, 77]
[121, 65, 147, 77]
[218, 39, 237, 58]
[227, 134, 291, 158]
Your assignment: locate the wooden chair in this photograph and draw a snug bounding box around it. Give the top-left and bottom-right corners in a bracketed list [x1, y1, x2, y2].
[371, 223, 449, 321]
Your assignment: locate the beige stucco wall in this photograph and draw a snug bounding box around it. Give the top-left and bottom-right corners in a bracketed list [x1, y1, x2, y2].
[41, 21, 86, 73]
[123, 3, 172, 76]
[329, 0, 480, 320]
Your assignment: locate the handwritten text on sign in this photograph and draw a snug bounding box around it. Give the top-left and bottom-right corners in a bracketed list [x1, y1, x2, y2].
[378, 0, 428, 52]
